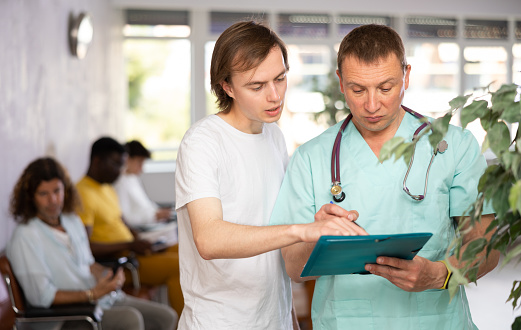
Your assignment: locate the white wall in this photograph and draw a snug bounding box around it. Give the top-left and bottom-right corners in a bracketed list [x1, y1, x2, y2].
[0, 0, 125, 251]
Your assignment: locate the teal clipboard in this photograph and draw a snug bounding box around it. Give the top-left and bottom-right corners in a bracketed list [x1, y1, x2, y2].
[300, 232, 433, 277]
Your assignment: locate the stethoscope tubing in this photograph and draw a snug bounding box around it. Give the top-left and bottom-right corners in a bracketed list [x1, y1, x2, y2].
[331, 114, 352, 185]
[330, 106, 435, 203]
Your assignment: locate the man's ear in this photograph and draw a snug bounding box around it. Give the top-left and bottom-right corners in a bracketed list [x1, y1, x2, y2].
[221, 80, 234, 99]
[336, 69, 345, 94]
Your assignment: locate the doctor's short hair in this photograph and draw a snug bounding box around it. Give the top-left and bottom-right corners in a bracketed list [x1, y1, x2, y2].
[210, 20, 289, 114]
[10, 157, 80, 224]
[337, 24, 407, 77]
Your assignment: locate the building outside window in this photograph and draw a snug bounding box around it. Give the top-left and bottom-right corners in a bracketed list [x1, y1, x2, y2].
[123, 10, 191, 160]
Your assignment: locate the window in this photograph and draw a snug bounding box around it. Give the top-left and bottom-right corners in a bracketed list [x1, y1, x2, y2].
[336, 15, 390, 37]
[204, 41, 219, 116]
[514, 22, 521, 85]
[464, 19, 508, 40]
[121, 10, 520, 159]
[125, 10, 190, 38]
[514, 44, 521, 85]
[124, 10, 191, 160]
[406, 16, 457, 39]
[278, 13, 331, 38]
[404, 42, 459, 117]
[210, 11, 268, 35]
[463, 46, 507, 93]
[282, 44, 332, 153]
[404, 17, 460, 117]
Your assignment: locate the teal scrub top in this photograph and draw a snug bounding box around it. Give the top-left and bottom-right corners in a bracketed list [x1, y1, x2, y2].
[270, 110, 493, 330]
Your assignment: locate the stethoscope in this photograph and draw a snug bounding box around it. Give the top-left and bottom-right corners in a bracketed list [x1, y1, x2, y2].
[330, 106, 448, 203]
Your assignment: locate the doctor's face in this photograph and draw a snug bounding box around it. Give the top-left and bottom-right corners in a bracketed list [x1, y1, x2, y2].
[337, 54, 411, 138]
[220, 46, 288, 134]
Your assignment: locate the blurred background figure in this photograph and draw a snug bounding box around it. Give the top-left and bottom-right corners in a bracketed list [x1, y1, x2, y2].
[7, 157, 177, 330]
[76, 137, 184, 318]
[114, 140, 173, 226]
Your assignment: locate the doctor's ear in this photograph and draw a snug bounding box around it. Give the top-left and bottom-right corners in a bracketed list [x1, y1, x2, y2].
[221, 80, 235, 99]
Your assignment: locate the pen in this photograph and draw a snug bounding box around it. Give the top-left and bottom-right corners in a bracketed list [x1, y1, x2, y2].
[330, 201, 362, 228]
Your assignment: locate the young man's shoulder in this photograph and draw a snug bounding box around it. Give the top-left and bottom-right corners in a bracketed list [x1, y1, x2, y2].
[296, 120, 343, 155]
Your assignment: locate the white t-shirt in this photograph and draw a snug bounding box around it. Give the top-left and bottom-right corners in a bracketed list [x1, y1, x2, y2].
[114, 173, 158, 225]
[175, 115, 292, 330]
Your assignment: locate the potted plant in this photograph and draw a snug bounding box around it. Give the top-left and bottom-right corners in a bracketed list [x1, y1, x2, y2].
[380, 83, 521, 330]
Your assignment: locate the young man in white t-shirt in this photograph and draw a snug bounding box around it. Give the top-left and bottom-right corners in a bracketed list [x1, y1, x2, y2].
[175, 21, 366, 330]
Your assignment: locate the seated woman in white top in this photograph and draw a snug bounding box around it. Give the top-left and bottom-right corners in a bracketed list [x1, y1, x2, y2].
[7, 157, 177, 330]
[114, 140, 172, 226]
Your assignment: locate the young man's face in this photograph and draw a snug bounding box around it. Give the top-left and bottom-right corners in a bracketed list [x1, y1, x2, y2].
[337, 53, 411, 139]
[34, 178, 64, 223]
[221, 46, 288, 134]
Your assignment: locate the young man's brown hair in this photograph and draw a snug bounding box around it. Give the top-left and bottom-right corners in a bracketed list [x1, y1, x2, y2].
[210, 20, 289, 113]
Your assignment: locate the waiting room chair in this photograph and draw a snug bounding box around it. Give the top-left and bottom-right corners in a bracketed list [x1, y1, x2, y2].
[0, 253, 102, 330]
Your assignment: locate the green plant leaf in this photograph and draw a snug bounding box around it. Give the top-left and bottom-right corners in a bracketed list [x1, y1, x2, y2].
[448, 94, 471, 111]
[493, 181, 514, 219]
[512, 316, 521, 330]
[508, 281, 521, 311]
[466, 265, 480, 283]
[428, 113, 451, 149]
[392, 142, 414, 164]
[461, 100, 489, 128]
[478, 165, 499, 192]
[510, 221, 521, 241]
[509, 181, 521, 214]
[448, 265, 468, 297]
[493, 230, 512, 254]
[461, 238, 487, 261]
[503, 243, 521, 265]
[379, 137, 405, 163]
[480, 111, 502, 131]
[487, 121, 511, 156]
[481, 135, 491, 154]
[491, 84, 519, 113]
[502, 152, 521, 180]
[501, 101, 521, 124]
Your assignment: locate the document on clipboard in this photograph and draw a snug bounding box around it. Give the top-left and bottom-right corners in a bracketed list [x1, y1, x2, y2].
[300, 232, 432, 277]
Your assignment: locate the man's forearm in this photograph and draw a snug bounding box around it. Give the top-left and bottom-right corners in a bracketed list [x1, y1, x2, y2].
[194, 220, 302, 260]
[282, 242, 318, 282]
[449, 214, 500, 280]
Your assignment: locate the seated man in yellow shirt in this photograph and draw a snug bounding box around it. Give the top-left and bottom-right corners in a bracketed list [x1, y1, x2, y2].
[76, 136, 183, 317]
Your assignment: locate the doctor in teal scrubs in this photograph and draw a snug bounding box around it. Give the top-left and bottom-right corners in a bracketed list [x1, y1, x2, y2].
[270, 24, 500, 329]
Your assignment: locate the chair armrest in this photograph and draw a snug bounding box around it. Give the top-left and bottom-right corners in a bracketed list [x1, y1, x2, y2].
[24, 303, 103, 321]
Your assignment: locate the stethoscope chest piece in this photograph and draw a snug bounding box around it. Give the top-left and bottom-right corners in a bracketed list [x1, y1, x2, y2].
[331, 183, 345, 203]
[436, 140, 448, 154]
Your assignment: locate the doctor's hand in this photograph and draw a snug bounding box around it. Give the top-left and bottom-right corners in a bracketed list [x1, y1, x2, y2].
[364, 255, 448, 292]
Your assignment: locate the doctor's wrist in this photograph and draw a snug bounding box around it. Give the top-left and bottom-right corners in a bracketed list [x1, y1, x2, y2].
[435, 260, 452, 289]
